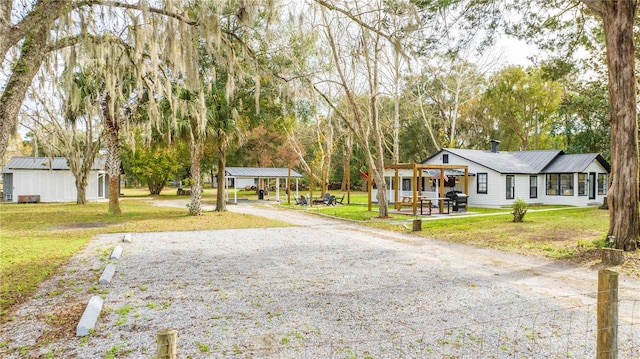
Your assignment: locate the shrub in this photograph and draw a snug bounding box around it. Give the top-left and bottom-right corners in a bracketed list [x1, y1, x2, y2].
[512, 199, 527, 222]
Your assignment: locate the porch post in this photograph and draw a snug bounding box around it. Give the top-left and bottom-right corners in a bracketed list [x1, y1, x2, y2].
[394, 168, 399, 210]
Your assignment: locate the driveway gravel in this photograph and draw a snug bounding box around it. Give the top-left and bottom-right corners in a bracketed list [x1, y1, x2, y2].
[1, 201, 639, 358]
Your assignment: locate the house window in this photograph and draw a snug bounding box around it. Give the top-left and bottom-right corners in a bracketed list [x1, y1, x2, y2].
[578, 173, 587, 196]
[506, 175, 515, 199]
[546, 174, 559, 195]
[561, 174, 574, 196]
[402, 178, 411, 191]
[546, 174, 574, 196]
[529, 176, 537, 199]
[477, 173, 487, 194]
[597, 173, 608, 195]
[442, 154, 449, 164]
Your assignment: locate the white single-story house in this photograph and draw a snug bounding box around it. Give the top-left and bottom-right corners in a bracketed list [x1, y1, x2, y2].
[420, 141, 610, 207]
[2, 156, 109, 203]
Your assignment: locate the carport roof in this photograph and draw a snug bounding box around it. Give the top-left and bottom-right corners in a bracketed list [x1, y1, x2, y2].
[225, 167, 303, 178]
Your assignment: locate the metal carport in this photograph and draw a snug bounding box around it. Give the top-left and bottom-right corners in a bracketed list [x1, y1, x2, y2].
[224, 167, 303, 204]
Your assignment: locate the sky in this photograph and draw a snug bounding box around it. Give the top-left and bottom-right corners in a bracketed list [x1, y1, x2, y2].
[492, 37, 539, 67]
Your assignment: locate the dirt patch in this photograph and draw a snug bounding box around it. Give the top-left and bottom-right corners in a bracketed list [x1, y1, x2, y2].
[36, 301, 86, 345]
[52, 222, 111, 230]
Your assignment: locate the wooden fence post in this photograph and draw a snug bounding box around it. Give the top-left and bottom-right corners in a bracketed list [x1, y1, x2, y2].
[597, 269, 618, 359]
[156, 329, 177, 359]
[601, 248, 624, 266]
[412, 219, 422, 232]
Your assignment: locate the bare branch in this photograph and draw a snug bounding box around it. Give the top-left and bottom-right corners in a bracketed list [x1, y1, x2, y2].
[78, 0, 197, 26]
[313, 0, 401, 50]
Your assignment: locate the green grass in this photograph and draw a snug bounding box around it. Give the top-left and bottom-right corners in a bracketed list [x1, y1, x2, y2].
[121, 186, 271, 201]
[0, 197, 288, 315]
[362, 206, 626, 266]
[283, 196, 639, 277]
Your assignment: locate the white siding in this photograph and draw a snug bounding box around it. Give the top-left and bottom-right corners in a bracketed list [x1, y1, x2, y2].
[423, 153, 505, 207]
[11, 169, 101, 203]
[539, 161, 609, 207]
[584, 161, 609, 206]
[424, 153, 610, 207]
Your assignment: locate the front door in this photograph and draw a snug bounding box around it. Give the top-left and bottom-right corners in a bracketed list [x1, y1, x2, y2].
[589, 172, 596, 200]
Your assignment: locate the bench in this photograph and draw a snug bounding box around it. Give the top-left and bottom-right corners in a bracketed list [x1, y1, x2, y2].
[18, 195, 40, 203]
[398, 196, 414, 207]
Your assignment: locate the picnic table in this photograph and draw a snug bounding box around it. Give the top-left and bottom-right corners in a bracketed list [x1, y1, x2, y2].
[400, 196, 453, 215]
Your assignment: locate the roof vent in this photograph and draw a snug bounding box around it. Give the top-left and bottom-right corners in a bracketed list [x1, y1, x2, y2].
[490, 140, 500, 153]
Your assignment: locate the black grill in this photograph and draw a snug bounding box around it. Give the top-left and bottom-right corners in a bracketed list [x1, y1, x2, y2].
[446, 191, 468, 212]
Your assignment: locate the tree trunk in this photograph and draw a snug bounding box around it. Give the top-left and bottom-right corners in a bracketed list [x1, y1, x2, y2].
[0, 29, 47, 161]
[108, 170, 120, 213]
[103, 94, 122, 215]
[215, 144, 227, 212]
[74, 173, 88, 205]
[367, 34, 388, 218]
[341, 135, 352, 191]
[0, 0, 71, 161]
[188, 139, 203, 216]
[149, 180, 164, 195]
[599, 0, 639, 251]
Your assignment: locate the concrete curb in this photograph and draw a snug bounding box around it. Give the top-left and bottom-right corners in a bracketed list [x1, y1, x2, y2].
[76, 236, 129, 336]
[98, 264, 116, 285]
[110, 245, 123, 259]
[76, 295, 104, 336]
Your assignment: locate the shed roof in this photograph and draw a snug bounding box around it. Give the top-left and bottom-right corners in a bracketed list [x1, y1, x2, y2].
[2, 156, 105, 173]
[225, 167, 303, 178]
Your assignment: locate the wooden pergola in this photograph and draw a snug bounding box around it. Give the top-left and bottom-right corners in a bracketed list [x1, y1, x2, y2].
[372, 163, 470, 215]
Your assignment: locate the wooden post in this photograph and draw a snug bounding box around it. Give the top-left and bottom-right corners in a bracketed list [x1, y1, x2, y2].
[601, 248, 624, 266]
[597, 269, 618, 359]
[411, 164, 418, 216]
[464, 167, 469, 212]
[310, 164, 314, 207]
[287, 167, 291, 205]
[347, 162, 351, 204]
[156, 329, 177, 359]
[367, 167, 372, 212]
[394, 169, 399, 210]
[412, 219, 422, 232]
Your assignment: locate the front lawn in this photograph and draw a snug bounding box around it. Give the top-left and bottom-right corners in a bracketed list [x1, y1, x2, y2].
[287, 199, 640, 278]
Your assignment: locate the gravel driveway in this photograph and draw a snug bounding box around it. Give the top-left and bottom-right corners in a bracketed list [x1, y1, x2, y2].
[2, 201, 640, 358]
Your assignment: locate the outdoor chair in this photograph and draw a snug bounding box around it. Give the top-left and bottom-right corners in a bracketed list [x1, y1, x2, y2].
[322, 193, 332, 205]
[294, 195, 303, 205]
[335, 194, 345, 204]
[299, 195, 308, 206]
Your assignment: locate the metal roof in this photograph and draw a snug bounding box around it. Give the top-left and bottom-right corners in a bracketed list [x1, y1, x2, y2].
[512, 150, 564, 172]
[424, 149, 609, 174]
[541, 153, 609, 173]
[2, 156, 105, 173]
[442, 148, 542, 174]
[225, 167, 303, 178]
